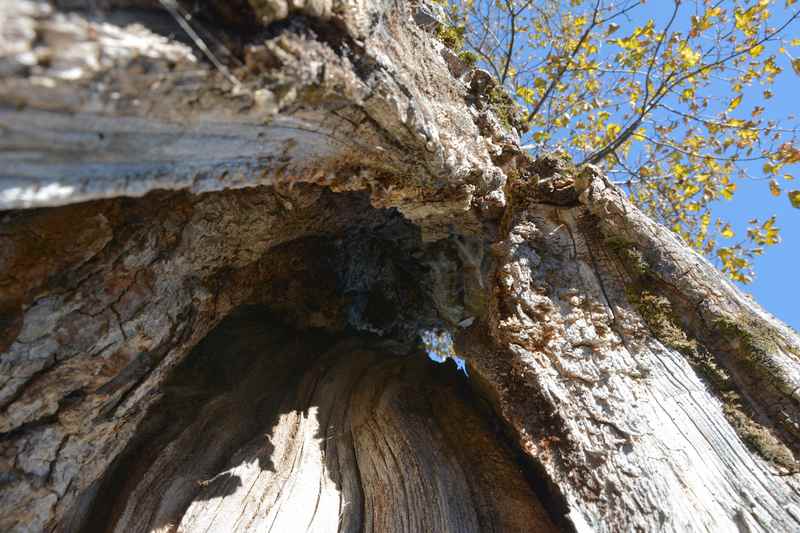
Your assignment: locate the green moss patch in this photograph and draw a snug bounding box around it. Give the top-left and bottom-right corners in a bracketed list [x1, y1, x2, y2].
[606, 238, 648, 277]
[457, 50, 478, 67]
[607, 238, 798, 471]
[626, 289, 697, 355]
[723, 403, 797, 470]
[485, 86, 515, 132]
[434, 24, 466, 51]
[714, 317, 789, 369]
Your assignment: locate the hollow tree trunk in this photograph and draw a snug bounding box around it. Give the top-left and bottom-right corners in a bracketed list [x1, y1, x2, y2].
[2, 1, 800, 532]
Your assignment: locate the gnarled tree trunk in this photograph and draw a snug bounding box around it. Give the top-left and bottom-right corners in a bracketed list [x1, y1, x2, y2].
[2, 1, 800, 532]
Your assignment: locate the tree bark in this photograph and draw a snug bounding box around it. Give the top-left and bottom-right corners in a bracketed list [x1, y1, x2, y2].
[2, 1, 800, 532]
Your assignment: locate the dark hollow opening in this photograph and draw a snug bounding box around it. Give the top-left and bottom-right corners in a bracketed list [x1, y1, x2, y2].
[68, 306, 557, 532]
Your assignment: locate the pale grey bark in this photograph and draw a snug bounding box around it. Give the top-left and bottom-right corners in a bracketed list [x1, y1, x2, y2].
[2, 1, 800, 532]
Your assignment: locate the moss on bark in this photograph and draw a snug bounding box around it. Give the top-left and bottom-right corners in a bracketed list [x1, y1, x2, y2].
[607, 237, 797, 471]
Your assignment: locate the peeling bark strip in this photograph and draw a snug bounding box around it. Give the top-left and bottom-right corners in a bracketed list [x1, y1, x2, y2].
[2, 1, 800, 532]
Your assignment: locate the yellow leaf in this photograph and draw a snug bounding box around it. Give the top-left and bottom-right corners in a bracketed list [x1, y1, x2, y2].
[793, 58, 800, 76]
[735, 8, 756, 35]
[721, 225, 735, 238]
[749, 44, 765, 57]
[516, 86, 536, 105]
[770, 179, 781, 196]
[727, 95, 743, 112]
[721, 183, 737, 200]
[785, 174, 795, 181]
[763, 57, 782, 76]
[701, 212, 711, 231]
[778, 142, 800, 163]
[680, 45, 701, 67]
[790, 190, 800, 208]
[683, 183, 700, 196]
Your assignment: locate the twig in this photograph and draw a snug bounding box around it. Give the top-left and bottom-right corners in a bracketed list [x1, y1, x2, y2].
[158, 0, 243, 92]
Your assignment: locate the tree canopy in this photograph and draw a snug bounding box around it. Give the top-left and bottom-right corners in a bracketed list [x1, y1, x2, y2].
[436, 0, 800, 283]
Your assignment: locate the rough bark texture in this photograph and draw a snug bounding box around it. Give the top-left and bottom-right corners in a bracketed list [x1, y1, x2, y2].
[2, 1, 800, 532]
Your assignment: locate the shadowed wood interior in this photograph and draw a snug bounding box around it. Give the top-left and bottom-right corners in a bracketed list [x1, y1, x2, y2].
[64, 307, 557, 533]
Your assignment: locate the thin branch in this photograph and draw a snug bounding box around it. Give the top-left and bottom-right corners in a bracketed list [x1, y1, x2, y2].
[526, 0, 601, 122]
[638, 133, 767, 163]
[582, 6, 800, 166]
[657, 103, 800, 134]
[501, 1, 515, 84]
[582, 1, 680, 164]
[158, 0, 242, 92]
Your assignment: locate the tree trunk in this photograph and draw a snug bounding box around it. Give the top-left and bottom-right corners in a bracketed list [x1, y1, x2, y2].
[2, 1, 800, 532]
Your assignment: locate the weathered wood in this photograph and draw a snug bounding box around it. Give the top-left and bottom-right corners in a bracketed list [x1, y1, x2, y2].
[68, 309, 555, 533]
[2, 1, 800, 532]
[468, 160, 800, 531]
